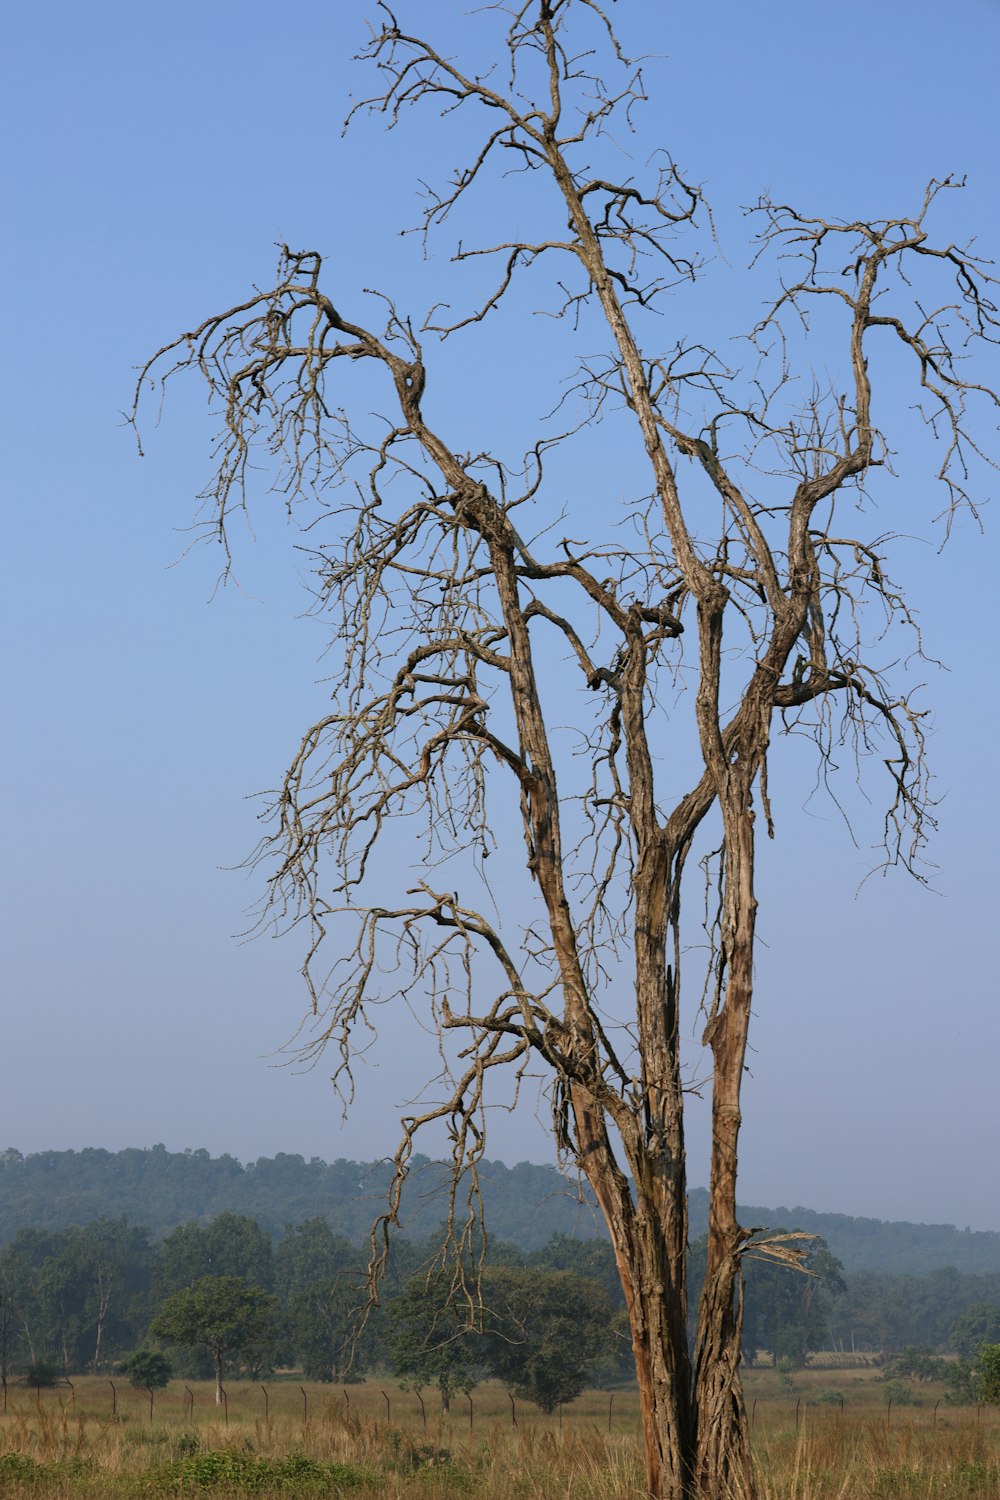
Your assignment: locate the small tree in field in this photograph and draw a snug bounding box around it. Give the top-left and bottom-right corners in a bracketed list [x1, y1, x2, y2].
[481, 1268, 613, 1413]
[119, 1348, 172, 1390]
[152, 1277, 275, 1406]
[389, 1271, 481, 1414]
[134, 4, 998, 1495]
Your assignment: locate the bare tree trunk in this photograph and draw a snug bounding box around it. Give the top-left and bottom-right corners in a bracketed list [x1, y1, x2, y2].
[17, 1311, 36, 1368]
[617, 1217, 696, 1500]
[693, 787, 758, 1499]
[693, 1247, 752, 1499]
[91, 1271, 112, 1375]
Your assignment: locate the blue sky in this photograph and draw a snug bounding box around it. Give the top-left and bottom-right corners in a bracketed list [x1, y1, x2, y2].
[2, 0, 998, 1231]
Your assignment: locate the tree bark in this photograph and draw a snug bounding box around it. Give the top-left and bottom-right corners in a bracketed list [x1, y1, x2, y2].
[619, 1219, 696, 1500]
[693, 787, 758, 1499]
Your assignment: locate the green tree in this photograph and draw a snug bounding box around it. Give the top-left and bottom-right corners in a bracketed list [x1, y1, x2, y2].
[881, 1378, 917, 1408]
[741, 1236, 845, 1367]
[481, 1270, 613, 1413]
[526, 1234, 625, 1309]
[273, 1219, 365, 1381]
[884, 1347, 948, 1383]
[0, 1223, 154, 1377]
[0, 1229, 69, 1370]
[119, 1348, 172, 1389]
[976, 1344, 1000, 1405]
[158, 1214, 273, 1298]
[0, 1249, 32, 1377]
[950, 1303, 1000, 1359]
[388, 1272, 482, 1413]
[944, 1357, 978, 1405]
[64, 1220, 155, 1374]
[151, 1276, 276, 1405]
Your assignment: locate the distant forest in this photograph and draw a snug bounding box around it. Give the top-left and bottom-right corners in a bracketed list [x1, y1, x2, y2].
[2, 1146, 998, 1276]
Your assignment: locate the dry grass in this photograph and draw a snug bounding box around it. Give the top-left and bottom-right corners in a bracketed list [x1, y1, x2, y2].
[0, 1372, 996, 1498]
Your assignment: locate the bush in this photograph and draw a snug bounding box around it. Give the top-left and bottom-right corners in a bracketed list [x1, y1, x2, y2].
[0, 1454, 38, 1481]
[119, 1348, 173, 1389]
[159, 1450, 375, 1492]
[976, 1342, 1000, 1404]
[884, 1347, 948, 1383]
[944, 1357, 978, 1405]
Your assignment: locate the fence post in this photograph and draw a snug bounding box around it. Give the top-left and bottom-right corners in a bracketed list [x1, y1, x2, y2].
[109, 1380, 117, 1420]
[300, 1386, 308, 1423]
[415, 1389, 426, 1429]
[467, 1391, 473, 1433]
[508, 1391, 517, 1429]
[381, 1389, 391, 1425]
[185, 1386, 194, 1420]
[609, 1393, 614, 1432]
[147, 1386, 154, 1422]
[221, 1386, 228, 1426]
[887, 1397, 893, 1430]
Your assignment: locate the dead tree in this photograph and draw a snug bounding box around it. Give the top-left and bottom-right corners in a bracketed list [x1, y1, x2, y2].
[132, 4, 998, 1496]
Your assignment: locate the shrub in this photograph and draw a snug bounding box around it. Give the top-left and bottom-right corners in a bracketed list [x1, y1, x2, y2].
[119, 1348, 173, 1389]
[882, 1379, 917, 1406]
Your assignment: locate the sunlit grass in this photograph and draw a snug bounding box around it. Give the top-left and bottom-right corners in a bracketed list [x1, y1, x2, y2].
[0, 1371, 996, 1497]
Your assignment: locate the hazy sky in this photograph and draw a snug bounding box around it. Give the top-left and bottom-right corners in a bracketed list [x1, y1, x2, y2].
[3, 1, 998, 1232]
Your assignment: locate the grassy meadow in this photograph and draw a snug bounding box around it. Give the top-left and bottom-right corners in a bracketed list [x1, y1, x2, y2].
[0, 1365, 997, 1499]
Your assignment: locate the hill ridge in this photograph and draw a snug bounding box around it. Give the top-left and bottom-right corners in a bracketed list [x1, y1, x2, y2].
[2, 1146, 998, 1274]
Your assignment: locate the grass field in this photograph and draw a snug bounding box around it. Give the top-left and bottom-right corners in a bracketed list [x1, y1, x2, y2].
[0, 1367, 997, 1498]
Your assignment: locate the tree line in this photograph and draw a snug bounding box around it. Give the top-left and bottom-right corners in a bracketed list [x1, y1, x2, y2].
[0, 1215, 629, 1411]
[2, 1212, 999, 1407]
[4, 1149, 999, 1276]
